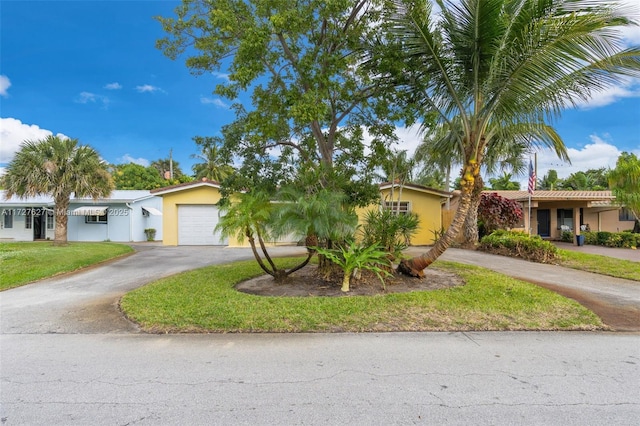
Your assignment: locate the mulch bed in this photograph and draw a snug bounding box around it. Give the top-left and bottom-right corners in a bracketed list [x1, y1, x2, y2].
[235, 265, 465, 297]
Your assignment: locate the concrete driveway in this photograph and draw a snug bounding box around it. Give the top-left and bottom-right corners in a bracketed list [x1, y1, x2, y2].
[0, 244, 307, 334]
[2, 245, 639, 424]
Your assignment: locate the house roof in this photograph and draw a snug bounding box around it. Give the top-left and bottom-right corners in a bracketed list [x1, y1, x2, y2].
[150, 179, 221, 196]
[0, 190, 156, 205]
[484, 190, 616, 204]
[379, 182, 452, 198]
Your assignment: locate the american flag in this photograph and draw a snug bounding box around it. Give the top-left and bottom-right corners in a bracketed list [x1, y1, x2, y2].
[528, 159, 536, 194]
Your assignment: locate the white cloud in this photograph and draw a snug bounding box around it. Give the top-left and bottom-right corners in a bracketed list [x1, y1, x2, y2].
[359, 123, 424, 157]
[392, 123, 424, 156]
[575, 79, 640, 109]
[619, 0, 640, 45]
[117, 154, 150, 167]
[0, 75, 10, 97]
[0, 118, 68, 164]
[76, 91, 98, 103]
[200, 96, 229, 108]
[75, 91, 110, 107]
[517, 134, 623, 188]
[212, 72, 230, 81]
[104, 82, 122, 90]
[135, 84, 164, 94]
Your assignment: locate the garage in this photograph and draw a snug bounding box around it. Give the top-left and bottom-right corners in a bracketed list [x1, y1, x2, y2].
[177, 204, 227, 245]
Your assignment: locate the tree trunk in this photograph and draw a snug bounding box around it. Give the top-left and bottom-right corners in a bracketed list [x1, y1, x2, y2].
[341, 272, 351, 292]
[461, 176, 483, 247]
[397, 161, 478, 277]
[53, 198, 70, 246]
[247, 235, 275, 277]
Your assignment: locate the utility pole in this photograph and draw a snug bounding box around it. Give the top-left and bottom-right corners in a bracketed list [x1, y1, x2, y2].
[169, 148, 174, 180]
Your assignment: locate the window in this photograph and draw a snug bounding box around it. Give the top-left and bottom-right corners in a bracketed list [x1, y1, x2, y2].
[25, 209, 32, 229]
[3, 210, 13, 229]
[619, 207, 635, 222]
[556, 209, 573, 230]
[47, 210, 54, 229]
[383, 201, 411, 215]
[85, 214, 108, 224]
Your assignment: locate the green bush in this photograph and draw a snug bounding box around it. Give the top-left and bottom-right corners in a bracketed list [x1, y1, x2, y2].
[583, 231, 598, 245]
[479, 230, 558, 263]
[360, 209, 419, 260]
[560, 231, 573, 243]
[144, 228, 157, 241]
[582, 231, 639, 248]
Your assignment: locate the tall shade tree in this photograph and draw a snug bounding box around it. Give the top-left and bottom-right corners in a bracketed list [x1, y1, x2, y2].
[2, 136, 114, 245]
[608, 152, 640, 233]
[157, 0, 400, 206]
[385, 0, 640, 276]
[111, 163, 166, 189]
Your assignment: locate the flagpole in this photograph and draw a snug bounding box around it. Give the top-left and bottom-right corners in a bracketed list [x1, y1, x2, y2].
[528, 191, 532, 236]
[527, 156, 536, 235]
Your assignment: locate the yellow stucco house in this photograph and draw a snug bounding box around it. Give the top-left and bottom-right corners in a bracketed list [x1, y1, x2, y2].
[362, 183, 453, 246]
[152, 179, 452, 247]
[151, 180, 227, 246]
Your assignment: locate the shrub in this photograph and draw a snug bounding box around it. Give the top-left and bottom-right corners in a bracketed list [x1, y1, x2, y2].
[560, 231, 573, 243]
[144, 228, 156, 241]
[360, 209, 419, 260]
[583, 231, 598, 245]
[314, 241, 392, 292]
[477, 193, 523, 236]
[479, 230, 558, 263]
[583, 231, 639, 248]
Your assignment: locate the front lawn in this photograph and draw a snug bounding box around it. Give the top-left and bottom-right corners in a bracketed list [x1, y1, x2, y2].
[121, 258, 603, 333]
[558, 250, 640, 281]
[0, 242, 134, 290]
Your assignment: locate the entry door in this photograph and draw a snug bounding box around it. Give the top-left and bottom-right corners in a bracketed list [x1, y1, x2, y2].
[32, 209, 46, 239]
[537, 209, 551, 237]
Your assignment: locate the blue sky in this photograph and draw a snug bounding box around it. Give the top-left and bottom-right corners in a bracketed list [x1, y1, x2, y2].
[1, 0, 639, 187]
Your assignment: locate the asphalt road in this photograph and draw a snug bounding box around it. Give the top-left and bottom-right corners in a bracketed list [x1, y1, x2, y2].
[1, 245, 639, 425]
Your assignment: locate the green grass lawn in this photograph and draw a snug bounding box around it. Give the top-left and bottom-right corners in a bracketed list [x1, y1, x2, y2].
[121, 257, 604, 333]
[0, 241, 134, 290]
[558, 249, 640, 281]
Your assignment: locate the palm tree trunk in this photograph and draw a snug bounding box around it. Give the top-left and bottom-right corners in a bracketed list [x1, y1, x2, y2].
[286, 251, 314, 275]
[341, 272, 351, 292]
[461, 176, 484, 247]
[398, 173, 475, 277]
[248, 235, 275, 277]
[53, 198, 69, 246]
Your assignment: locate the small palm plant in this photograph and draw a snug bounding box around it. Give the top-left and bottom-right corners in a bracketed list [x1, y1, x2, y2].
[215, 191, 313, 282]
[315, 241, 392, 292]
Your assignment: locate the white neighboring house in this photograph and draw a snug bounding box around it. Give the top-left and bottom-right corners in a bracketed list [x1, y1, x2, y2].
[0, 190, 163, 242]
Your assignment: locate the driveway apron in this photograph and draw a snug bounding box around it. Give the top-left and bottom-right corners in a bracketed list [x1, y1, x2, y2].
[0, 245, 307, 334]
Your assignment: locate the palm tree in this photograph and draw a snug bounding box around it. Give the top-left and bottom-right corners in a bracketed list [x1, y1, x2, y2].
[191, 141, 235, 182]
[537, 169, 560, 190]
[379, 150, 415, 215]
[2, 136, 114, 245]
[489, 173, 521, 190]
[385, 0, 640, 276]
[215, 191, 314, 281]
[274, 187, 358, 248]
[415, 118, 564, 246]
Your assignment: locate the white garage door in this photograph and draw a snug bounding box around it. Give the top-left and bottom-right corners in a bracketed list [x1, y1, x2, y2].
[177, 205, 227, 245]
